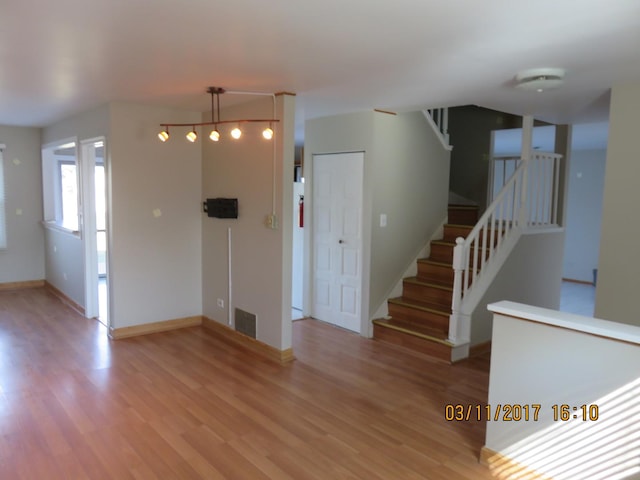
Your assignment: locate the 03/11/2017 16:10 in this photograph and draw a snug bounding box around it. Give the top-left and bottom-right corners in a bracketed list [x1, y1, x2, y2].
[444, 404, 600, 422]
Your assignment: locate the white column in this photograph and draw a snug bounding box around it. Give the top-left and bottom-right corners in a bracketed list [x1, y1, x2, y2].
[519, 115, 534, 227]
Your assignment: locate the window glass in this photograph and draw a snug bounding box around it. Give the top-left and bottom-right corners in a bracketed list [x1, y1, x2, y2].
[59, 161, 79, 230]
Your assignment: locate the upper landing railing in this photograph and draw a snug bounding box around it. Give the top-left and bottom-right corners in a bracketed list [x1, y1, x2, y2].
[423, 108, 452, 151]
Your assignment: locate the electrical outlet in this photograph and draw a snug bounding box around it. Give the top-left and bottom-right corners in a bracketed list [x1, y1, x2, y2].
[265, 213, 279, 229]
[217, 298, 224, 308]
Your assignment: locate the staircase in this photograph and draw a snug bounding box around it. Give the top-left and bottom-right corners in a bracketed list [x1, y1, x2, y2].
[373, 148, 564, 362]
[372, 204, 480, 362]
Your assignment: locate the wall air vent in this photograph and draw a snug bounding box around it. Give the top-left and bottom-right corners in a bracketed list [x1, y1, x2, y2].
[235, 308, 257, 339]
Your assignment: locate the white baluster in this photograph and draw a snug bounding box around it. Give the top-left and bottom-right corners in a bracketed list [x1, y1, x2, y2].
[553, 154, 560, 225]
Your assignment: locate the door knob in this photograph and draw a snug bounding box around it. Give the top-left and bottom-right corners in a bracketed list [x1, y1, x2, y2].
[338, 239, 344, 244]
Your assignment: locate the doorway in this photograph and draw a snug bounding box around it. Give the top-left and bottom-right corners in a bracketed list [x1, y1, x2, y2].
[292, 179, 305, 320]
[80, 138, 109, 327]
[312, 152, 364, 333]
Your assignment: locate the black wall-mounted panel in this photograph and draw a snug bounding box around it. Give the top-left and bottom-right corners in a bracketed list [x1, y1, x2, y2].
[203, 198, 238, 218]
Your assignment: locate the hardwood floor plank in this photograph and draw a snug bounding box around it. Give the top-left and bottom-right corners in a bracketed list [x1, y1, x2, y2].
[0, 288, 496, 479]
[227, 437, 297, 480]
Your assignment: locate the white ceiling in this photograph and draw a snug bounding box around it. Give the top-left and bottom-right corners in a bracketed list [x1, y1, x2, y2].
[2, 0, 640, 143]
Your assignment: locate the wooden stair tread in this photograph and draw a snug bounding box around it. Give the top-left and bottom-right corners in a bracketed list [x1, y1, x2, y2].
[403, 277, 453, 291]
[448, 204, 479, 209]
[417, 258, 451, 267]
[388, 296, 451, 315]
[430, 240, 490, 251]
[372, 318, 452, 345]
[431, 240, 455, 246]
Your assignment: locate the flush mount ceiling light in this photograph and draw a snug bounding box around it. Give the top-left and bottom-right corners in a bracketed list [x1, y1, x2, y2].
[515, 68, 566, 92]
[159, 87, 279, 143]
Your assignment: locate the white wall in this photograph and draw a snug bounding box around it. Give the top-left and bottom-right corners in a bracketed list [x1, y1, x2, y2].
[485, 304, 640, 478]
[562, 149, 606, 282]
[0, 125, 45, 283]
[42, 103, 203, 328]
[41, 105, 110, 146]
[201, 95, 295, 351]
[471, 231, 564, 344]
[596, 82, 640, 327]
[44, 228, 84, 305]
[41, 105, 110, 306]
[304, 110, 450, 329]
[369, 111, 450, 315]
[108, 103, 202, 329]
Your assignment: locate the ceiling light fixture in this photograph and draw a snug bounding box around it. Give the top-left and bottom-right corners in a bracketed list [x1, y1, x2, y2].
[515, 68, 566, 92]
[159, 87, 279, 142]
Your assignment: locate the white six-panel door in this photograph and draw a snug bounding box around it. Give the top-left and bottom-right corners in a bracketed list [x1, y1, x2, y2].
[312, 152, 364, 333]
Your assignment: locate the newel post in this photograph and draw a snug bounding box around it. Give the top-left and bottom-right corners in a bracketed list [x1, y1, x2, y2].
[449, 237, 466, 343]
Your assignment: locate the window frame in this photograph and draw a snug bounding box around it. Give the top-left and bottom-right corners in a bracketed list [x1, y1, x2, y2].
[41, 139, 80, 235]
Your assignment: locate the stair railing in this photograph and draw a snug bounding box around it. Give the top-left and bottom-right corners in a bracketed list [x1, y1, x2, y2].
[423, 109, 453, 151]
[449, 152, 563, 345]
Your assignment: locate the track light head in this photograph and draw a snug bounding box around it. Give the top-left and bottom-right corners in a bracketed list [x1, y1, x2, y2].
[186, 128, 197, 142]
[209, 129, 220, 142]
[158, 128, 169, 142]
[231, 127, 242, 139]
[262, 126, 274, 140]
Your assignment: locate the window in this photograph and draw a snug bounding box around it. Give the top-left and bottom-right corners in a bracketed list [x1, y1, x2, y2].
[42, 141, 79, 232]
[59, 160, 79, 231]
[0, 145, 6, 248]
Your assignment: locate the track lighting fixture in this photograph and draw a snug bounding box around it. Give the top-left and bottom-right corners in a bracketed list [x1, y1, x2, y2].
[159, 87, 279, 143]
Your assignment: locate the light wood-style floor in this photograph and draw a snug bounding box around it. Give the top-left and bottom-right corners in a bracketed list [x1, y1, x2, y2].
[0, 288, 495, 479]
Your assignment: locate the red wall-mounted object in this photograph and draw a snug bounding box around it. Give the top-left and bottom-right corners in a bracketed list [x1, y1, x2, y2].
[298, 196, 304, 228]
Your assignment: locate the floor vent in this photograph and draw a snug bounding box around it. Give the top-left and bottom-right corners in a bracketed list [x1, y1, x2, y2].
[235, 308, 257, 339]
